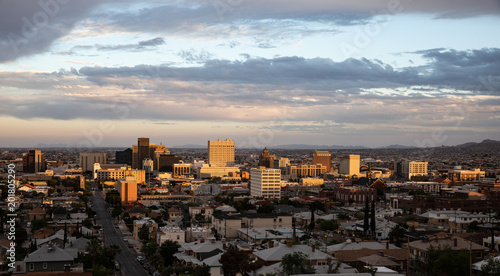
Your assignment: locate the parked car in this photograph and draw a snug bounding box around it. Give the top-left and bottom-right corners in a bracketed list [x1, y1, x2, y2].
[115, 261, 120, 271]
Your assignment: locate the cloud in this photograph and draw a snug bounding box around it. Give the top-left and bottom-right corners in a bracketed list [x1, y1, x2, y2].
[177, 49, 214, 63]
[0, 0, 128, 63]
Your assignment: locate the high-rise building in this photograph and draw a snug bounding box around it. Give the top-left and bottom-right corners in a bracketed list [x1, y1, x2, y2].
[22, 150, 46, 173]
[273, 157, 290, 171]
[158, 154, 183, 172]
[115, 176, 138, 204]
[79, 153, 106, 173]
[313, 150, 331, 172]
[137, 138, 150, 169]
[258, 147, 275, 168]
[393, 159, 428, 180]
[132, 138, 169, 170]
[208, 139, 235, 167]
[339, 155, 360, 176]
[116, 148, 133, 166]
[250, 167, 281, 199]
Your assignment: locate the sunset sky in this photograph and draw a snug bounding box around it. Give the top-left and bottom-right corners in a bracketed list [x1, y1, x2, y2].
[1, 0, 499, 148]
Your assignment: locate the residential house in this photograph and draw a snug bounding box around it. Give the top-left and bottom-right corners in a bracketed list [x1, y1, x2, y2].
[156, 226, 186, 244]
[212, 213, 242, 240]
[409, 235, 488, 263]
[29, 207, 47, 222]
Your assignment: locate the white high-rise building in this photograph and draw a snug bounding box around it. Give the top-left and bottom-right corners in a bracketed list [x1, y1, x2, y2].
[80, 153, 106, 173]
[339, 155, 360, 176]
[250, 167, 281, 199]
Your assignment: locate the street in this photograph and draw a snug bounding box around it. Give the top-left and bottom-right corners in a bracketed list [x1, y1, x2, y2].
[90, 184, 148, 276]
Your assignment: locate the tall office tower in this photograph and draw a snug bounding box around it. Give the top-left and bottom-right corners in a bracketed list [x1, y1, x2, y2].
[258, 147, 276, 168]
[273, 157, 290, 171]
[116, 148, 133, 166]
[132, 138, 169, 170]
[137, 138, 150, 170]
[339, 155, 360, 176]
[79, 153, 106, 173]
[151, 144, 169, 170]
[158, 154, 183, 172]
[250, 167, 281, 199]
[208, 139, 235, 167]
[403, 160, 428, 180]
[313, 150, 331, 172]
[22, 150, 46, 173]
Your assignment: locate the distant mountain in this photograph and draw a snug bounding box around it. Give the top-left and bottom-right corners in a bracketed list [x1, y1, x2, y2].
[455, 139, 500, 149]
[377, 144, 416, 149]
[266, 144, 369, 150]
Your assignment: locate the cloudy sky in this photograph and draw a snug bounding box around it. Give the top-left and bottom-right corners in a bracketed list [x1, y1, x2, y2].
[1, 0, 499, 148]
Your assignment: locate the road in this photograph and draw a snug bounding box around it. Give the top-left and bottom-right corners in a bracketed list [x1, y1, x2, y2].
[90, 184, 148, 276]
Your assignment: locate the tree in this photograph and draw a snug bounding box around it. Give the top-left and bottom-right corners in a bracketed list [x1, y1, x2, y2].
[220, 245, 261, 276]
[158, 240, 180, 267]
[141, 241, 159, 258]
[85, 238, 103, 267]
[193, 264, 211, 276]
[363, 198, 369, 236]
[388, 225, 407, 247]
[468, 220, 480, 233]
[480, 258, 500, 276]
[138, 225, 151, 242]
[280, 252, 316, 276]
[320, 220, 340, 231]
[370, 200, 376, 240]
[257, 204, 275, 214]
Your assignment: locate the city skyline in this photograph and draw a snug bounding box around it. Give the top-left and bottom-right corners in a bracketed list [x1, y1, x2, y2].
[1, 0, 499, 147]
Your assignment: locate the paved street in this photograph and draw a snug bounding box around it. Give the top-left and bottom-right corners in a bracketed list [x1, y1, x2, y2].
[90, 184, 148, 276]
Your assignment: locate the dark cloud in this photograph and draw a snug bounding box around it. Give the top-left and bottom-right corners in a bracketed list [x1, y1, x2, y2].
[0, 0, 126, 62]
[74, 49, 500, 95]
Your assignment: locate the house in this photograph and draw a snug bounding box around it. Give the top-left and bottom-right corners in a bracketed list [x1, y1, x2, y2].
[133, 218, 158, 240]
[128, 207, 147, 218]
[156, 226, 186, 244]
[168, 207, 183, 221]
[212, 213, 241, 240]
[174, 240, 224, 265]
[333, 248, 408, 273]
[52, 207, 69, 220]
[409, 235, 488, 263]
[254, 243, 330, 266]
[240, 213, 293, 229]
[29, 207, 47, 222]
[189, 206, 214, 220]
[21, 244, 74, 273]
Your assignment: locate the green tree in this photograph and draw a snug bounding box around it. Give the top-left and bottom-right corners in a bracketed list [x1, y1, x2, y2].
[320, 220, 340, 231]
[363, 198, 369, 236]
[280, 252, 316, 276]
[193, 263, 211, 276]
[138, 225, 151, 242]
[158, 240, 180, 267]
[480, 258, 500, 276]
[220, 245, 261, 276]
[257, 204, 275, 214]
[141, 241, 159, 258]
[91, 264, 111, 276]
[85, 238, 103, 267]
[388, 225, 407, 247]
[370, 200, 376, 239]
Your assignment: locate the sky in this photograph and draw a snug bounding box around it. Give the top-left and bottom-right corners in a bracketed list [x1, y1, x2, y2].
[0, 0, 499, 148]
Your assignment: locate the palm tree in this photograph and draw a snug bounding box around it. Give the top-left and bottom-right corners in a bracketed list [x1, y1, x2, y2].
[85, 238, 103, 266]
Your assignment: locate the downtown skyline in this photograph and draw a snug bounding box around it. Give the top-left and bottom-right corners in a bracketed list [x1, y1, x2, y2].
[1, 0, 500, 148]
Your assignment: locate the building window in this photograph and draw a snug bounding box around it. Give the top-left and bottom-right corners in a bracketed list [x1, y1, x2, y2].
[30, 263, 34, 271]
[43, 263, 47, 269]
